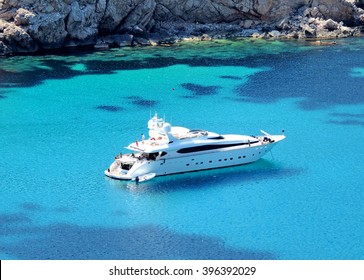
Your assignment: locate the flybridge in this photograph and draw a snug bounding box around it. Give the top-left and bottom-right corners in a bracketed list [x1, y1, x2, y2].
[127, 114, 214, 151]
[147, 114, 210, 141]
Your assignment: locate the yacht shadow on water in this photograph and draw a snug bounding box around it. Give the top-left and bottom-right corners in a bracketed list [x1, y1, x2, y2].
[107, 159, 301, 194]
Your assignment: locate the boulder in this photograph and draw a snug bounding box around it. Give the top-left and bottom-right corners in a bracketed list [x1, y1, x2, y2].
[277, 17, 290, 30]
[94, 42, 109, 50]
[200, 33, 211, 41]
[0, 8, 17, 21]
[300, 22, 316, 37]
[132, 36, 152, 46]
[119, 0, 156, 32]
[2, 22, 38, 52]
[268, 30, 281, 37]
[0, 41, 11, 56]
[14, 8, 36, 26]
[241, 19, 254, 29]
[311, 0, 356, 25]
[101, 34, 134, 46]
[27, 13, 67, 49]
[0, 20, 9, 32]
[99, 0, 156, 33]
[324, 19, 339, 31]
[66, 1, 98, 41]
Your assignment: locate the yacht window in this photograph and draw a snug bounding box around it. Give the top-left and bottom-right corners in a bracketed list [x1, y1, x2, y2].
[189, 129, 208, 136]
[208, 136, 225, 140]
[148, 152, 159, 160]
[176, 142, 258, 154]
[121, 163, 133, 170]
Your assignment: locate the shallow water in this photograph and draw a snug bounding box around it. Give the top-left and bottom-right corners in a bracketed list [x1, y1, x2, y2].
[1, 38, 363, 259]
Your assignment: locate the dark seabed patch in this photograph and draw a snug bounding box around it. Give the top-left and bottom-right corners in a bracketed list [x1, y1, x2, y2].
[328, 119, 364, 126]
[0, 52, 242, 90]
[0, 213, 32, 226]
[220, 75, 242, 80]
[330, 112, 364, 118]
[0, 215, 276, 260]
[20, 202, 42, 212]
[180, 95, 196, 99]
[53, 206, 73, 213]
[328, 112, 364, 126]
[182, 83, 221, 96]
[127, 96, 158, 107]
[1, 39, 364, 112]
[95, 105, 124, 112]
[0, 89, 9, 99]
[235, 49, 364, 110]
[126, 95, 141, 100]
[2, 40, 362, 113]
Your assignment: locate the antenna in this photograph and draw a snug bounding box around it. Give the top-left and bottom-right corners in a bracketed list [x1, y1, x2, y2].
[149, 102, 152, 119]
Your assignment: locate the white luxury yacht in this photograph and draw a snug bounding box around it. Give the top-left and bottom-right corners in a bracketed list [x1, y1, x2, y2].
[104, 114, 285, 181]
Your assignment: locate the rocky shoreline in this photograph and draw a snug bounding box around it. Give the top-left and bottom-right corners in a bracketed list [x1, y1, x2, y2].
[1, 0, 364, 56]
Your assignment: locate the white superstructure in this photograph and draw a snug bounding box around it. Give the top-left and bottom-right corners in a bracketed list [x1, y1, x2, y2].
[104, 114, 285, 181]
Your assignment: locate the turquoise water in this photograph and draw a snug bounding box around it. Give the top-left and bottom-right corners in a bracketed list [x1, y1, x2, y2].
[1, 38, 364, 260]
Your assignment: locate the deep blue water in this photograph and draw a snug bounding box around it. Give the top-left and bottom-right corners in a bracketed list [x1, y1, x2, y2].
[1, 38, 364, 260]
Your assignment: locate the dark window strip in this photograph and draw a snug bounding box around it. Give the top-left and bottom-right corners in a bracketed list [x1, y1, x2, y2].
[176, 141, 258, 154]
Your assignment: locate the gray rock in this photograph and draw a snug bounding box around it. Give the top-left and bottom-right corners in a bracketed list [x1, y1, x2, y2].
[201, 33, 211, 41]
[242, 19, 254, 29]
[27, 13, 67, 49]
[133, 36, 151, 46]
[102, 34, 134, 46]
[268, 30, 281, 37]
[0, 0, 363, 55]
[2, 22, 38, 52]
[120, 0, 156, 32]
[14, 8, 36, 26]
[324, 19, 339, 31]
[94, 42, 109, 50]
[66, 1, 98, 41]
[0, 41, 11, 55]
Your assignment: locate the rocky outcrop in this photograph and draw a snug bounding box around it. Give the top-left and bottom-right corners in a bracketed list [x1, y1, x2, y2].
[154, 0, 305, 23]
[0, 0, 363, 55]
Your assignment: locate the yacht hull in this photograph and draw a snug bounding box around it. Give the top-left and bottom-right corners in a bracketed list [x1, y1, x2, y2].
[105, 140, 280, 180]
[104, 114, 285, 181]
